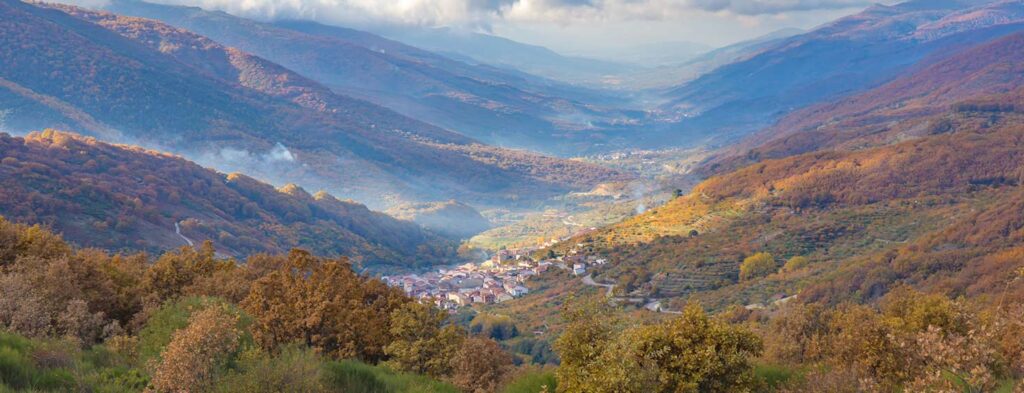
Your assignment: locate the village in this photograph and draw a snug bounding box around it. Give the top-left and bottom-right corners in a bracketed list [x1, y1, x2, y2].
[383, 243, 608, 311]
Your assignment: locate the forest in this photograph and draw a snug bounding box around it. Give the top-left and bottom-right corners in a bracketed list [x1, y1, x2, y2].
[1, 217, 1021, 392]
[0, 130, 460, 271]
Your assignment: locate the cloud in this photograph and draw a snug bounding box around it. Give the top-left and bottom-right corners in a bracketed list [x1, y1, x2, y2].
[685, 0, 876, 15]
[65, 0, 876, 27]
[265, 143, 296, 162]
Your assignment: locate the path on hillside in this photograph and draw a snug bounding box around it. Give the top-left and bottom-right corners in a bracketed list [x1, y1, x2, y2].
[581, 274, 686, 314]
[582, 274, 615, 297]
[175, 221, 194, 247]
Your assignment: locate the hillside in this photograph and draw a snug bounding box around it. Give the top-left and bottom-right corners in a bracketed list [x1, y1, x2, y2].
[0, 0, 626, 208]
[0, 130, 459, 271]
[704, 30, 1024, 173]
[658, 0, 1024, 144]
[620, 28, 803, 90]
[369, 24, 637, 87]
[542, 99, 1024, 309]
[98, 0, 645, 155]
[386, 201, 491, 240]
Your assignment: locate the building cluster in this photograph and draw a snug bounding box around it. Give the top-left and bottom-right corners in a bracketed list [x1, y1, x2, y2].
[562, 250, 608, 276]
[383, 250, 550, 310]
[385, 239, 610, 311]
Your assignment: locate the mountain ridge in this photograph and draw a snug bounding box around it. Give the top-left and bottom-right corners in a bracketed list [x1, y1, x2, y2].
[0, 130, 461, 271]
[99, 0, 643, 155]
[656, 0, 1024, 146]
[1, 0, 627, 209]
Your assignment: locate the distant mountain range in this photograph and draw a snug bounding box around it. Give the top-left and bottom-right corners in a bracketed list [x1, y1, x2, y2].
[94, 0, 646, 155]
[620, 28, 804, 90]
[556, 70, 1024, 310]
[543, 0, 1024, 309]
[705, 23, 1024, 174]
[0, 130, 460, 271]
[369, 25, 640, 87]
[656, 0, 1024, 146]
[0, 0, 627, 209]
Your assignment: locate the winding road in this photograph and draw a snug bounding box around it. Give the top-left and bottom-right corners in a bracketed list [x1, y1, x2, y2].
[581, 274, 681, 314]
[582, 274, 615, 297]
[174, 221, 194, 247]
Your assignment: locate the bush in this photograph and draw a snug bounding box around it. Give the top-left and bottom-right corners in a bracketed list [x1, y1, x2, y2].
[556, 300, 762, 393]
[469, 314, 519, 341]
[0, 331, 75, 391]
[450, 337, 514, 393]
[137, 296, 251, 366]
[504, 369, 557, 393]
[781, 256, 809, 273]
[753, 363, 799, 390]
[740, 253, 776, 281]
[323, 360, 459, 393]
[214, 346, 325, 393]
[149, 306, 244, 392]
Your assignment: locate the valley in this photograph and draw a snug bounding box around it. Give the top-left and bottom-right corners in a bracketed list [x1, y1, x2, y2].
[2, 0, 1024, 392]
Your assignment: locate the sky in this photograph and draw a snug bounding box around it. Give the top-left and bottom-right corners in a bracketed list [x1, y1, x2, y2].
[65, 0, 897, 54]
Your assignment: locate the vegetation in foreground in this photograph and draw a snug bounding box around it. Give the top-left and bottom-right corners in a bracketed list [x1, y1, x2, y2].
[1, 216, 1023, 392]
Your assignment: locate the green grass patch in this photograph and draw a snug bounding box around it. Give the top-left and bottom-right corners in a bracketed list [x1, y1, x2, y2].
[753, 362, 801, 390]
[504, 369, 557, 393]
[323, 360, 458, 393]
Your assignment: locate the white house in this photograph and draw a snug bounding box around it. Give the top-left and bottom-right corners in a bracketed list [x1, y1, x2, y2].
[572, 263, 586, 276]
[510, 285, 529, 297]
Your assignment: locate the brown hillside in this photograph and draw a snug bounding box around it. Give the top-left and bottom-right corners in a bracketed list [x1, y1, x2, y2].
[0, 130, 460, 271]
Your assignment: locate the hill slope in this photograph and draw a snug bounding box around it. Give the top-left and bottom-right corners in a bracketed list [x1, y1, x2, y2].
[658, 0, 1024, 144]
[0, 130, 461, 271]
[553, 103, 1024, 308]
[705, 30, 1024, 173]
[99, 0, 643, 155]
[0, 0, 625, 208]
[386, 200, 492, 240]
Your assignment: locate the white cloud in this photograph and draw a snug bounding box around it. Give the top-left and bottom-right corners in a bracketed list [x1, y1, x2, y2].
[265, 143, 296, 162]
[67, 0, 879, 26]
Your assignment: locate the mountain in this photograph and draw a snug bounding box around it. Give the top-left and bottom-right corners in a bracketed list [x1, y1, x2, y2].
[620, 28, 803, 90]
[0, 0, 626, 209]
[370, 25, 639, 87]
[658, 0, 1024, 144]
[704, 29, 1024, 174]
[0, 130, 461, 271]
[96, 0, 644, 155]
[386, 200, 492, 240]
[535, 16, 1024, 308]
[550, 98, 1024, 308]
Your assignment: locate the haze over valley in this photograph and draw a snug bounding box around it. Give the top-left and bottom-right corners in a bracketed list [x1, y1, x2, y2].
[2, 0, 1024, 391]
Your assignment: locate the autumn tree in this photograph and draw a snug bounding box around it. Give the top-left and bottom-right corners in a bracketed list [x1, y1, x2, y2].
[149, 306, 242, 393]
[141, 241, 225, 305]
[553, 297, 617, 393]
[556, 300, 762, 393]
[450, 336, 514, 393]
[739, 252, 776, 281]
[384, 301, 464, 377]
[762, 303, 830, 364]
[241, 249, 410, 361]
[780, 256, 809, 274]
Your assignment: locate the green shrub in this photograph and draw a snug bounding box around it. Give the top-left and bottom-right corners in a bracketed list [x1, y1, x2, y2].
[781, 256, 810, 273]
[504, 369, 557, 393]
[323, 360, 458, 393]
[137, 296, 252, 365]
[215, 347, 325, 393]
[0, 346, 32, 389]
[753, 363, 799, 389]
[0, 333, 74, 391]
[740, 252, 776, 281]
